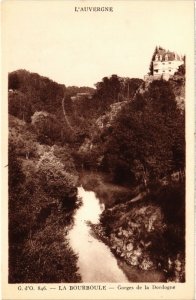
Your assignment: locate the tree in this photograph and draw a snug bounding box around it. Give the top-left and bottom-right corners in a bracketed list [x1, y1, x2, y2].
[175, 63, 185, 76]
[120, 78, 143, 100]
[31, 111, 63, 144]
[95, 75, 121, 104]
[36, 148, 78, 208]
[145, 80, 177, 113]
[149, 46, 158, 75]
[100, 79, 185, 186]
[9, 91, 32, 122]
[8, 72, 20, 90]
[8, 141, 25, 189]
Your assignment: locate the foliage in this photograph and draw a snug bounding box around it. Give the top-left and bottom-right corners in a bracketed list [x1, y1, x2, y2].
[8, 68, 185, 283]
[8, 70, 65, 114]
[9, 72, 20, 90]
[149, 46, 158, 75]
[8, 141, 25, 190]
[175, 63, 185, 76]
[9, 119, 36, 162]
[9, 208, 81, 283]
[120, 78, 143, 100]
[94, 75, 143, 106]
[99, 80, 185, 185]
[8, 90, 32, 122]
[37, 148, 78, 208]
[9, 152, 81, 282]
[95, 75, 120, 102]
[9, 114, 81, 283]
[8, 70, 144, 150]
[31, 111, 64, 144]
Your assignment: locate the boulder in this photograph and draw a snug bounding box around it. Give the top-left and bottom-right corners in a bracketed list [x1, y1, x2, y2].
[113, 237, 122, 244]
[117, 239, 124, 248]
[110, 233, 116, 240]
[122, 230, 129, 238]
[133, 248, 142, 257]
[140, 257, 154, 270]
[111, 244, 117, 250]
[174, 259, 182, 267]
[128, 229, 134, 236]
[122, 244, 127, 251]
[116, 247, 121, 254]
[175, 266, 181, 272]
[129, 221, 139, 228]
[130, 255, 139, 266]
[126, 242, 134, 251]
[117, 227, 123, 237]
[126, 251, 133, 258]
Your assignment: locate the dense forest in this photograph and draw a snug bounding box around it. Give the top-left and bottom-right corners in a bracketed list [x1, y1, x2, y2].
[8, 67, 185, 282]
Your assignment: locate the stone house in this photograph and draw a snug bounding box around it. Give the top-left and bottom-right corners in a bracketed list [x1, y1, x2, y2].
[144, 47, 184, 81]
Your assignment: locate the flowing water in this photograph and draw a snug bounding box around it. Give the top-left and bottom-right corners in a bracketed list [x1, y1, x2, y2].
[68, 186, 128, 282]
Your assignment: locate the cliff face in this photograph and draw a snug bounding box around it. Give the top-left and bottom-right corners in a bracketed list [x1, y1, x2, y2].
[96, 73, 185, 132]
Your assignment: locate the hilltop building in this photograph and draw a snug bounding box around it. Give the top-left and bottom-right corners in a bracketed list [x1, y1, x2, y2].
[71, 92, 93, 101]
[144, 47, 184, 81]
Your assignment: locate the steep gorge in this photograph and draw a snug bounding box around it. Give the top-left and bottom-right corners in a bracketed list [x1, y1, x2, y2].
[8, 69, 185, 283]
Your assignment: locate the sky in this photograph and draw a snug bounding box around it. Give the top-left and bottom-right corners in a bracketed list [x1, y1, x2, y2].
[2, 0, 194, 87]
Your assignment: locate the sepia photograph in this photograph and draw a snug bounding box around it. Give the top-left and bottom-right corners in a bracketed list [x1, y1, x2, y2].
[1, 0, 195, 299]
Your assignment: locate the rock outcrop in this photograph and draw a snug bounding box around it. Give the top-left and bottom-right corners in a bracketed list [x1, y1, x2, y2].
[96, 101, 128, 130]
[91, 201, 185, 282]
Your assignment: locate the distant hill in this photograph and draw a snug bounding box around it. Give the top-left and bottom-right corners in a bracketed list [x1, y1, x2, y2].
[9, 69, 95, 116]
[8, 70, 97, 144]
[8, 70, 143, 146]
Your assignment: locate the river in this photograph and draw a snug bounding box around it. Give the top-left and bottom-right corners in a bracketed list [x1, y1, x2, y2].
[68, 186, 128, 282]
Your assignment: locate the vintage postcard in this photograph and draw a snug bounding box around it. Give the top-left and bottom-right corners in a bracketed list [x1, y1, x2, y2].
[1, 0, 195, 299]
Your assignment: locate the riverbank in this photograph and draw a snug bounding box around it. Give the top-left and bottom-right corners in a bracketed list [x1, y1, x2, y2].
[89, 181, 185, 283]
[90, 223, 166, 282]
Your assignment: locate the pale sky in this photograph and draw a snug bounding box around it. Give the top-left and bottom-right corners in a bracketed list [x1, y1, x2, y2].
[2, 1, 194, 87]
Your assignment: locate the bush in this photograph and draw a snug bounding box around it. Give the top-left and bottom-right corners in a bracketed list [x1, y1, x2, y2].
[36, 148, 78, 207]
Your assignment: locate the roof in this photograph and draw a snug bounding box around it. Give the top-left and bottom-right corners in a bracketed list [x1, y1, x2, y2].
[155, 47, 181, 61]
